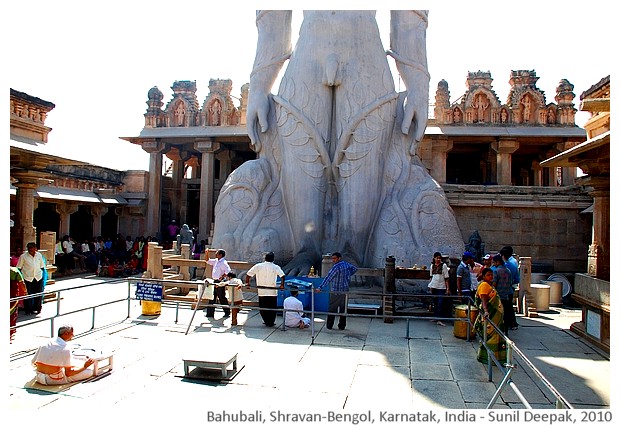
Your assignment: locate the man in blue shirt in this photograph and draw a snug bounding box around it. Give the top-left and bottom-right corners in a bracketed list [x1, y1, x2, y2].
[318, 252, 357, 330]
[501, 246, 520, 323]
[456, 252, 475, 302]
[492, 254, 517, 333]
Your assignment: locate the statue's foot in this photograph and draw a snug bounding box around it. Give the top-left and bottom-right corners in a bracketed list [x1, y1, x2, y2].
[283, 250, 321, 277]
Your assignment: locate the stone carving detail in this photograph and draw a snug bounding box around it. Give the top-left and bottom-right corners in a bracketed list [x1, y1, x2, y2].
[145, 86, 165, 128]
[434, 69, 576, 127]
[211, 10, 463, 271]
[164, 81, 199, 127]
[145, 79, 246, 128]
[201, 79, 240, 126]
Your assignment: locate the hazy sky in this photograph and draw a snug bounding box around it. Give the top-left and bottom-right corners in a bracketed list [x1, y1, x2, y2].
[6, 1, 612, 171]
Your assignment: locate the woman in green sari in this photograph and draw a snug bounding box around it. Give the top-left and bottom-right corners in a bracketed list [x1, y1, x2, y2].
[474, 268, 507, 364]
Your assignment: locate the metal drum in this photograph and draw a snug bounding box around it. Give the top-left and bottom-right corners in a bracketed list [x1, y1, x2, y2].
[543, 280, 563, 305]
[530, 284, 550, 311]
[453, 304, 479, 339]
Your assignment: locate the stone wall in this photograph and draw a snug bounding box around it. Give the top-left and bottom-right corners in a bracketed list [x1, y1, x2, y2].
[445, 184, 592, 273]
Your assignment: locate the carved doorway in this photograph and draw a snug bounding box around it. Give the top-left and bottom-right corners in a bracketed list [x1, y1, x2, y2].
[33, 202, 60, 245]
[70, 205, 93, 241]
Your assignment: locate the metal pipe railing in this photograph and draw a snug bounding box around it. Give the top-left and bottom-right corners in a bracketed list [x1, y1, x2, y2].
[10, 278, 132, 340]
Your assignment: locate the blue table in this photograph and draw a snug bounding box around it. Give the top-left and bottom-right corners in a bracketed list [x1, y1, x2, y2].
[277, 277, 329, 313]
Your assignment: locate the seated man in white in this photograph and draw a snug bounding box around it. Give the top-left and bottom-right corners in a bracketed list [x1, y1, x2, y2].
[283, 288, 311, 329]
[31, 324, 95, 385]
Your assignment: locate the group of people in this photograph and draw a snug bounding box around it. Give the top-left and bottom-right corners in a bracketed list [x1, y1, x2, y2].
[203, 249, 358, 331]
[52, 234, 154, 278]
[427, 246, 521, 365]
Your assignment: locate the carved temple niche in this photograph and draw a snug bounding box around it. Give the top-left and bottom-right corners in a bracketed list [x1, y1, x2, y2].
[546, 104, 557, 124]
[499, 107, 510, 124]
[507, 70, 551, 125]
[164, 80, 200, 127]
[520, 93, 535, 123]
[452, 107, 463, 124]
[461, 71, 502, 124]
[471, 92, 491, 123]
[173, 99, 187, 127]
[207, 98, 223, 126]
[201, 79, 240, 126]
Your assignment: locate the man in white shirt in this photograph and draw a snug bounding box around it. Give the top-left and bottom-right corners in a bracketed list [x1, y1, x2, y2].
[245, 252, 285, 327]
[283, 288, 311, 329]
[62, 235, 86, 272]
[16, 242, 46, 315]
[205, 249, 231, 318]
[31, 324, 95, 385]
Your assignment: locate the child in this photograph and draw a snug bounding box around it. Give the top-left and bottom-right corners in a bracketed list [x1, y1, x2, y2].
[225, 272, 244, 326]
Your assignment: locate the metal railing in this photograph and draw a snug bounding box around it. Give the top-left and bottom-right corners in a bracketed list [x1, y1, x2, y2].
[11, 278, 132, 339]
[477, 312, 573, 409]
[11, 276, 574, 409]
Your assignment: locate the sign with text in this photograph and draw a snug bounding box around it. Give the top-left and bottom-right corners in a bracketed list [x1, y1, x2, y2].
[135, 282, 163, 302]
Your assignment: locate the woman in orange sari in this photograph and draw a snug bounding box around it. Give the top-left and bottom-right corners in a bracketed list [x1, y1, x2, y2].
[474, 268, 507, 364]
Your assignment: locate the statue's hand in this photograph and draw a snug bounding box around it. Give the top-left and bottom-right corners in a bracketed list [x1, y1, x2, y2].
[247, 92, 271, 151]
[401, 88, 428, 144]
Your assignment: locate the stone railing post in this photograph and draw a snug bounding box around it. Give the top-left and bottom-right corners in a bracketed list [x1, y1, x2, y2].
[141, 241, 163, 316]
[321, 254, 333, 277]
[383, 256, 395, 323]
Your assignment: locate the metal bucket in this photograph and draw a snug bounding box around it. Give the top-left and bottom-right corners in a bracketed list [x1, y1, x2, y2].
[453, 304, 479, 339]
[141, 300, 161, 316]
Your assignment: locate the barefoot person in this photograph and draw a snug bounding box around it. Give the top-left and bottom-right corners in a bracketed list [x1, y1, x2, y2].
[31, 324, 95, 385]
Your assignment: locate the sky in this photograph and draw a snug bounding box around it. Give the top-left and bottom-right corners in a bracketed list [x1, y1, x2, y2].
[5, 1, 612, 172]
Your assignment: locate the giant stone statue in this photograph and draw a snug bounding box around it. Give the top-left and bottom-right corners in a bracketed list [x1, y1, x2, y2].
[212, 11, 463, 273]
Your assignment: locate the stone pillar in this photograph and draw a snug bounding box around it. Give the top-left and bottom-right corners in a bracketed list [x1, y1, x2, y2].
[91, 206, 104, 237]
[559, 141, 580, 186]
[180, 243, 191, 281]
[216, 150, 233, 185]
[56, 204, 79, 238]
[582, 177, 610, 281]
[431, 138, 453, 183]
[531, 160, 543, 186]
[195, 139, 220, 243]
[383, 256, 395, 324]
[167, 147, 189, 224]
[142, 140, 164, 238]
[13, 181, 38, 249]
[186, 156, 200, 179]
[491, 139, 519, 185]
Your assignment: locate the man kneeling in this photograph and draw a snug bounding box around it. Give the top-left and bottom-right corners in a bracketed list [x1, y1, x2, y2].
[283, 288, 311, 329]
[31, 324, 95, 385]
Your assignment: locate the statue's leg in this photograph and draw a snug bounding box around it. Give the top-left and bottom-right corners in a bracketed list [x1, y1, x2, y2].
[274, 73, 331, 271]
[330, 59, 397, 265]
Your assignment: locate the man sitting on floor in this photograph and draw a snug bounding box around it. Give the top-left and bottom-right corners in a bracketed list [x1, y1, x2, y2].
[283, 288, 311, 329]
[31, 324, 95, 385]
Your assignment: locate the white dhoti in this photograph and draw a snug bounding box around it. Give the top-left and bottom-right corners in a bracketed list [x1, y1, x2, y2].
[35, 368, 93, 385]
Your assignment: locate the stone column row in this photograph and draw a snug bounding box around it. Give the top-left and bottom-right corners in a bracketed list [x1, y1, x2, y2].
[425, 137, 577, 186]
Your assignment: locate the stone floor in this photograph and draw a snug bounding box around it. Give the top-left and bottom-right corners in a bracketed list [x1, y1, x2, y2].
[6, 276, 610, 425]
